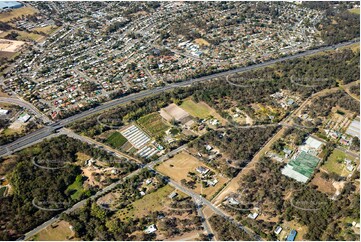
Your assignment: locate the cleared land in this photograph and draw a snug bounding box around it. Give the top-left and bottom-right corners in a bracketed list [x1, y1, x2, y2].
[137, 112, 170, 137]
[349, 8, 360, 15]
[310, 172, 337, 195]
[0, 39, 25, 52]
[116, 184, 177, 220]
[180, 99, 213, 119]
[322, 149, 357, 176]
[0, 6, 38, 22]
[30, 220, 77, 241]
[105, 131, 127, 149]
[65, 175, 86, 200]
[156, 152, 228, 198]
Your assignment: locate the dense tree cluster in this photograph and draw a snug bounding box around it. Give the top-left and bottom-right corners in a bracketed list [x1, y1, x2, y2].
[0, 135, 137, 240]
[190, 127, 278, 177]
[209, 214, 254, 241]
[308, 90, 360, 117]
[224, 157, 360, 240]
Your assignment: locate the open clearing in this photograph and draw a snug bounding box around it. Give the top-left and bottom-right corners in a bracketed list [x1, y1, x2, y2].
[105, 131, 127, 149]
[116, 184, 177, 220]
[156, 152, 228, 198]
[194, 38, 210, 46]
[66, 175, 86, 200]
[137, 112, 170, 137]
[310, 172, 336, 195]
[321, 149, 357, 176]
[0, 6, 38, 22]
[349, 8, 360, 15]
[0, 39, 25, 52]
[30, 220, 77, 241]
[180, 99, 213, 119]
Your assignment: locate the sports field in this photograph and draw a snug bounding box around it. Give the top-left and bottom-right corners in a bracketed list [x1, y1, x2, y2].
[137, 112, 170, 137]
[105, 131, 127, 148]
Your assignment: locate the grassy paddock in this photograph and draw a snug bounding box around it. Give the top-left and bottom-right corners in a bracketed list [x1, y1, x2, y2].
[106, 131, 127, 148]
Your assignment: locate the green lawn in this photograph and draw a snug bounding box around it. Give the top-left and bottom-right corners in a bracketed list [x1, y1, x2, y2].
[117, 185, 176, 220]
[322, 149, 355, 176]
[66, 175, 87, 201]
[180, 99, 212, 119]
[137, 112, 170, 137]
[106, 131, 127, 148]
[349, 8, 360, 15]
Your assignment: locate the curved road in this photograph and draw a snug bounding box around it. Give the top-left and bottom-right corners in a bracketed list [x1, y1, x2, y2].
[0, 39, 358, 157]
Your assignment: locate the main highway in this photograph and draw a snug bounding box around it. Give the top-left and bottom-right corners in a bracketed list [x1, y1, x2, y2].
[0, 39, 358, 157]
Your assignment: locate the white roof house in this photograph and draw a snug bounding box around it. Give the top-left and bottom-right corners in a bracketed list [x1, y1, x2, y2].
[144, 224, 157, 234]
[18, 113, 31, 123]
[0, 109, 9, 115]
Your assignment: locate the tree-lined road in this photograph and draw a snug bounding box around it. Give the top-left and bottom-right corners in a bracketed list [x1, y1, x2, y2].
[0, 39, 358, 157]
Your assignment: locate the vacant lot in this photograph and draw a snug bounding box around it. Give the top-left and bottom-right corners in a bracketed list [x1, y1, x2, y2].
[116, 184, 176, 220]
[310, 172, 336, 195]
[137, 112, 170, 137]
[322, 149, 357, 176]
[180, 99, 212, 119]
[105, 131, 127, 149]
[156, 152, 228, 198]
[0, 39, 25, 52]
[194, 38, 210, 46]
[31, 220, 76, 241]
[349, 8, 360, 15]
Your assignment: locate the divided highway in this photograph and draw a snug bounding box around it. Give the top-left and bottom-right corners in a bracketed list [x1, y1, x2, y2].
[0, 39, 358, 157]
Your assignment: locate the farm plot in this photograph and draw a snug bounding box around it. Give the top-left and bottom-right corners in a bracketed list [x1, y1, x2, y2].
[156, 152, 228, 198]
[105, 131, 127, 149]
[137, 112, 170, 138]
[121, 125, 159, 159]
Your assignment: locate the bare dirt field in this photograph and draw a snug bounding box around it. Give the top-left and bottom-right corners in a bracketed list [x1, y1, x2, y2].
[0, 39, 25, 52]
[310, 172, 336, 195]
[160, 103, 190, 122]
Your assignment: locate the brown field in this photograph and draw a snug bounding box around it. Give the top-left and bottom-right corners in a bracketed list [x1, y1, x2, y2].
[0, 39, 25, 52]
[160, 103, 190, 122]
[156, 152, 229, 198]
[310, 172, 336, 195]
[30, 220, 77, 241]
[0, 6, 38, 22]
[194, 38, 210, 46]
